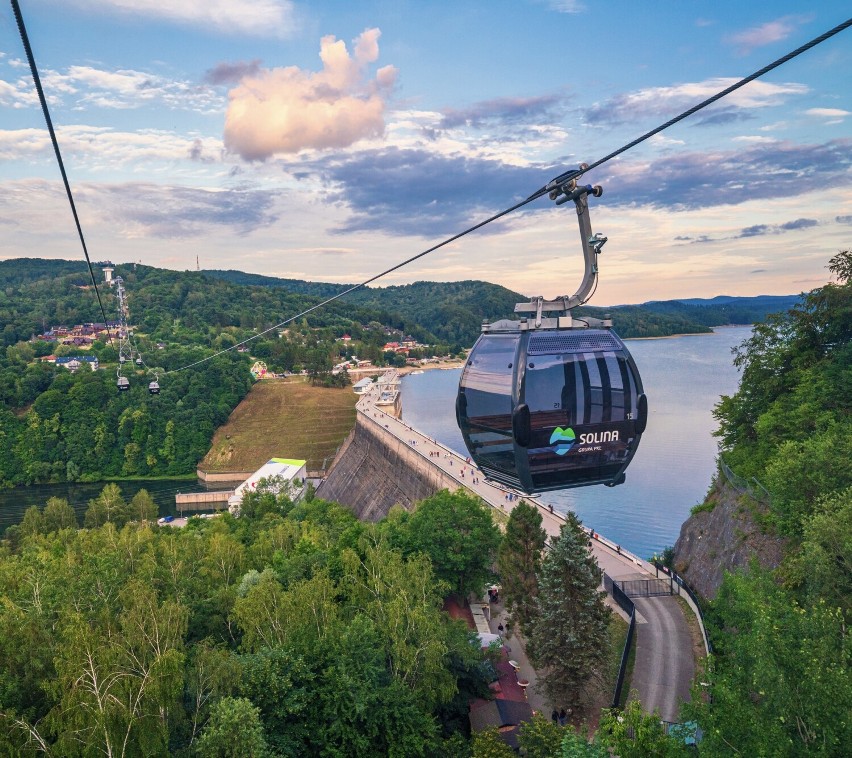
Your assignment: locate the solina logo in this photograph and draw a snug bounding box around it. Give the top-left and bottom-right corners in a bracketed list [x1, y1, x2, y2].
[549, 426, 576, 455]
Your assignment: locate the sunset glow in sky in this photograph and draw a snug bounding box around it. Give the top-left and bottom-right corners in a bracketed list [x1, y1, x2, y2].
[1, 1, 850, 304]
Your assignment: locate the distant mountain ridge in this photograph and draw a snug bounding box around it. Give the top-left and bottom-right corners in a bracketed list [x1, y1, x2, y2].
[0, 258, 801, 345]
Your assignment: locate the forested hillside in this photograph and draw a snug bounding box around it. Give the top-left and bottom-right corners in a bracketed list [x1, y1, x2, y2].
[677, 251, 852, 755]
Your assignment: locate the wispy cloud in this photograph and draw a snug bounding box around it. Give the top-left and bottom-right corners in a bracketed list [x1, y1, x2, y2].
[725, 15, 812, 56]
[584, 79, 808, 127]
[63, 0, 298, 38]
[34, 65, 223, 113]
[101, 183, 279, 237]
[439, 95, 565, 130]
[543, 1, 585, 14]
[805, 107, 850, 125]
[836, 215, 852, 225]
[224, 28, 397, 160]
[204, 60, 263, 86]
[306, 147, 548, 236]
[598, 139, 850, 211]
[0, 125, 224, 165]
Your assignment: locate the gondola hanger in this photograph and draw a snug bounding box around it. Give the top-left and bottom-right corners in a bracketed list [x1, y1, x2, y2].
[456, 175, 647, 493]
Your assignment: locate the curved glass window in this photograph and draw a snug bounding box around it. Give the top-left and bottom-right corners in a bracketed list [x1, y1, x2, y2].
[459, 335, 519, 478]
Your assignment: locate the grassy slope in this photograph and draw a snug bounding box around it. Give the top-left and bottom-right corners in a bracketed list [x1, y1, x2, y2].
[199, 377, 357, 473]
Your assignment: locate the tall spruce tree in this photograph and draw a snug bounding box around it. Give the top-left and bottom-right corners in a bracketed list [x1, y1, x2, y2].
[497, 501, 547, 633]
[525, 513, 609, 708]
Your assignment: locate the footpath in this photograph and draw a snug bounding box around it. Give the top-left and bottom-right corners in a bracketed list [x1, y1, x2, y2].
[356, 384, 697, 723]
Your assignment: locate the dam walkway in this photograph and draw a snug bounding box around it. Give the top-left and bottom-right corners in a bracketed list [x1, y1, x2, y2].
[354, 380, 697, 723]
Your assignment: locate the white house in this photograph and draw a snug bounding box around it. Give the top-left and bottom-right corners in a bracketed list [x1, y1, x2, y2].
[228, 458, 307, 514]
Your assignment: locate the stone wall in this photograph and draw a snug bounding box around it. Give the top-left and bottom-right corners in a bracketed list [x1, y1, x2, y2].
[316, 415, 460, 520]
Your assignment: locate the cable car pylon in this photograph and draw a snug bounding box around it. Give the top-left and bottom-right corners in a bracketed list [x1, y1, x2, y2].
[456, 170, 647, 494]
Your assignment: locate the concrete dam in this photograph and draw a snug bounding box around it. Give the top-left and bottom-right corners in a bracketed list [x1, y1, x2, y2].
[316, 414, 461, 520]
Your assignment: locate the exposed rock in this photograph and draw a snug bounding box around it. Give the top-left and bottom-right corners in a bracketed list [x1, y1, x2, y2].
[672, 477, 787, 600]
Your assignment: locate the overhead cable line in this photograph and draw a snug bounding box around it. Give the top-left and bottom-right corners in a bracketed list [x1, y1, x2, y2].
[11, 0, 115, 346]
[170, 14, 851, 375]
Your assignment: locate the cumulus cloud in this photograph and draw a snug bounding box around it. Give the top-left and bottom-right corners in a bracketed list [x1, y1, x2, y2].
[0, 76, 37, 109]
[64, 0, 297, 38]
[584, 78, 808, 126]
[725, 15, 811, 56]
[224, 28, 397, 160]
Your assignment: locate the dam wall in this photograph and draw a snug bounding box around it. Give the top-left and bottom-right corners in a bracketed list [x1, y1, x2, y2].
[316, 414, 460, 520]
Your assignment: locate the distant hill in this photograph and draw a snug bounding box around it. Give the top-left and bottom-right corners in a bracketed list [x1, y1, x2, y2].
[670, 294, 802, 309]
[1, 258, 801, 346]
[640, 294, 803, 328]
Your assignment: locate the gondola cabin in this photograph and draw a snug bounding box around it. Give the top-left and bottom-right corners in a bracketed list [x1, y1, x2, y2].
[457, 324, 646, 493]
[148, 380, 160, 395]
[117, 376, 130, 392]
[455, 174, 647, 494]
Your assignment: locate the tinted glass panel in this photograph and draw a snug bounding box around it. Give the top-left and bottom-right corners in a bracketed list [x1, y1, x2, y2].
[459, 335, 519, 478]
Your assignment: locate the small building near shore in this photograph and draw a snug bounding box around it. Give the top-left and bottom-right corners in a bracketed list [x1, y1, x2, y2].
[228, 458, 307, 514]
[352, 377, 373, 394]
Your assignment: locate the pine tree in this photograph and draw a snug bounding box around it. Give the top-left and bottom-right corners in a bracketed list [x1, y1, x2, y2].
[497, 501, 547, 633]
[525, 513, 609, 708]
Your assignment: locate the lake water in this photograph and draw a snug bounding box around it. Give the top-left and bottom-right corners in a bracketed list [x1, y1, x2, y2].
[0, 479, 209, 533]
[401, 326, 751, 559]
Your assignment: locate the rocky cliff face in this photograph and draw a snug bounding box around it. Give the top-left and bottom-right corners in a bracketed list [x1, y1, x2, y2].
[672, 477, 787, 600]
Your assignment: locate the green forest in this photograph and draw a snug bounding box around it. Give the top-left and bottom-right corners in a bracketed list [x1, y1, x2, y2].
[678, 251, 852, 755]
[0, 487, 641, 757]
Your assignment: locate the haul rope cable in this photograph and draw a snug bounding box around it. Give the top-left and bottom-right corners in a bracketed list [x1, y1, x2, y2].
[12, 0, 850, 374]
[11, 0, 115, 347]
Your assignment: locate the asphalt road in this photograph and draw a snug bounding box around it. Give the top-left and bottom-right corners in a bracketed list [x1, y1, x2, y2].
[631, 596, 695, 722]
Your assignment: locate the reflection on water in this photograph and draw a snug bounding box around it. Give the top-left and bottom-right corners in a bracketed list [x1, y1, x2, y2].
[401, 327, 750, 559]
[0, 479, 208, 533]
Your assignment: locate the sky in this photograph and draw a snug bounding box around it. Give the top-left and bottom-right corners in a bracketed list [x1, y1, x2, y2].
[0, 1, 850, 305]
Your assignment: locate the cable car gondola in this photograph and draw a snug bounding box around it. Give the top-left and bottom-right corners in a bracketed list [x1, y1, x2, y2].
[135, 357, 143, 366]
[117, 375, 130, 392]
[456, 176, 647, 494]
[148, 379, 160, 395]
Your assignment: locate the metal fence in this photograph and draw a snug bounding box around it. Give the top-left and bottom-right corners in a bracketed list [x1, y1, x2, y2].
[617, 577, 675, 598]
[605, 573, 637, 708]
[719, 456, 771, 503]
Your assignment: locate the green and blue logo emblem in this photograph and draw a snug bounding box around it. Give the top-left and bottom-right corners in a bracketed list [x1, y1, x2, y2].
[549, 426, 576, 455]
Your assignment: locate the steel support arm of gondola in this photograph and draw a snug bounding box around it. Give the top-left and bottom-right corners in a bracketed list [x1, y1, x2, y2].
[515, 177, 605, 318]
